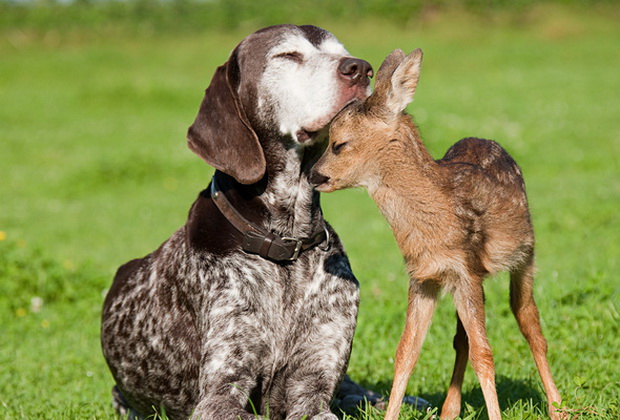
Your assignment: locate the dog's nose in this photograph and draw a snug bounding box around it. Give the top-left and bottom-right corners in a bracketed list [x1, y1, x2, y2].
[338, 58, 373, 84]
[309, 170, 330, 188]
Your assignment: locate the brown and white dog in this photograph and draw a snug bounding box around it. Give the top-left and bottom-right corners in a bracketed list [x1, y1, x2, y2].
[101, 25, 373, 419]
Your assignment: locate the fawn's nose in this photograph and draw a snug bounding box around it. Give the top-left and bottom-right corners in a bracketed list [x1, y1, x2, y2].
[338, 58, 373, 85]
[309, 170, 330, 188]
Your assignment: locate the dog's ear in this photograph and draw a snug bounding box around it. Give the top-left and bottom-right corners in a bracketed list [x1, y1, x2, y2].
[187, 49, 266, 184]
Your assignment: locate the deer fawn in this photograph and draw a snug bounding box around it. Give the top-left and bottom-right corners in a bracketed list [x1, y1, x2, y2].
[310, 48, 563, 420]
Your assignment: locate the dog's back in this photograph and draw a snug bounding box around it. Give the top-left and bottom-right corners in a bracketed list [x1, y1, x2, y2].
[102, 229, 202, 418]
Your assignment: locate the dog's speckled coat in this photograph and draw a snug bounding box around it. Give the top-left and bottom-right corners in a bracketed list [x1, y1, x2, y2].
[101, 25, 373, 420]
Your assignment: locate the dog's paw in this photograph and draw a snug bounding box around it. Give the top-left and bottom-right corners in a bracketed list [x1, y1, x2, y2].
[111, 386, 142, 420]
[402, 395, 432, 411]
[310, 413, 339, 420]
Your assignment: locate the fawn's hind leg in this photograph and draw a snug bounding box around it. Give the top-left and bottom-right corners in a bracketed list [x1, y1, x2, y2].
[453, 280, 501, 420]
[510, 261, 563, 420]
[440, 314, 468, 419]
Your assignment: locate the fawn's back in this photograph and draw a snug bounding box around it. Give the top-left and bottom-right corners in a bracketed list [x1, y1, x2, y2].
[312, 48, 535, 278]
[437, 136, 534, 275]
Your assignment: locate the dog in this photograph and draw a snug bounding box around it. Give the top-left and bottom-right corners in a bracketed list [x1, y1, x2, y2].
[101, 24, 373, 420]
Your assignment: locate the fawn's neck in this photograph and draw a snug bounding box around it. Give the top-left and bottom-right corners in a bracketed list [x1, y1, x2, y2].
[368, 118, 461, 279]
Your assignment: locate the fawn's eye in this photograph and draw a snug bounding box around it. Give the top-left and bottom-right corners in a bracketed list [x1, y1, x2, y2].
[332, 141, 349, 155]
[274, 51, 303, 63]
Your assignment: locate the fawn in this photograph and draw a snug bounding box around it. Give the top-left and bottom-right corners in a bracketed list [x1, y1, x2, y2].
[310, 48, 563, 420]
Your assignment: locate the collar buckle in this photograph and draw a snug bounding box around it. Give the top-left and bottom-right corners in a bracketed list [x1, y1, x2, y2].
[281, 237, 303, 261]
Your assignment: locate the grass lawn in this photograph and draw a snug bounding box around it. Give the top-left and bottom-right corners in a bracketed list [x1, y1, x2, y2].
[1, 4, 619, 419]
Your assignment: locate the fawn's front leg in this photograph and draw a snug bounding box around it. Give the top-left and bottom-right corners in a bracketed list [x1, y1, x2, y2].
[384, 280, 439, 420]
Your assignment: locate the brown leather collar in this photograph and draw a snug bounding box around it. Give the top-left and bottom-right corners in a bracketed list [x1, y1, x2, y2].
[210, 176, 330, 262]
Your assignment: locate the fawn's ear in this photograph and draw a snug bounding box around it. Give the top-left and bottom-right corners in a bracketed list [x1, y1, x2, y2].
[370, 49, 406, 104]
[385, 48, 423, 115]
[187, 48, 266, 185]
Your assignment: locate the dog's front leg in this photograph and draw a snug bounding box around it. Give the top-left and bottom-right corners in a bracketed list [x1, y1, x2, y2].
[193, 396, 263, 420]
[281, 361, 342, 420]
[282, 370, 340, 420]
[190, 295, 270, 420]
[281, 261, 360, 420]
[191, 338, 266, 420]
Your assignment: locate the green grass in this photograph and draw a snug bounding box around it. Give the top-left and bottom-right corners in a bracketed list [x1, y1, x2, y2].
[1, 4, 619, 419]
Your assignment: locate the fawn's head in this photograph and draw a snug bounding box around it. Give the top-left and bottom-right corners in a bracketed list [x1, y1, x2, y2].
[310, 48, 423, 192]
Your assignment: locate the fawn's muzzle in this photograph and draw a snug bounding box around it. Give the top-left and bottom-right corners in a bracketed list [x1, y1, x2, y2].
[309, 170, 330, 189]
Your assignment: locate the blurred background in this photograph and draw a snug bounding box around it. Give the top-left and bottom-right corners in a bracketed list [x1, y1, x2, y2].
[1, 0, 619, 418]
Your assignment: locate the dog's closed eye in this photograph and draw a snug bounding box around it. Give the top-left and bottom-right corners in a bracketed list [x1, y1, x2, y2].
[274, 51, 304, 63]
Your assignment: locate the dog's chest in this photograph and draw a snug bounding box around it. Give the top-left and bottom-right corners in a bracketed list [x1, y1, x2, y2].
[203, 252, 328, 325]
[199, 249, 356, 369]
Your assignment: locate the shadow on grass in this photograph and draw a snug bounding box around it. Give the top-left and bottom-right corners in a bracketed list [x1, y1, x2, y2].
[352, 375, 547, 417]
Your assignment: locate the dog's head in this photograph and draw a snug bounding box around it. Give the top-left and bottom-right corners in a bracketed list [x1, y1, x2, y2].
[187, 25, 373, 185]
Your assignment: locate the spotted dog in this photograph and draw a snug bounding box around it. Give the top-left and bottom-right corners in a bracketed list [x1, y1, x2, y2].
[101, 25, 373, 420]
